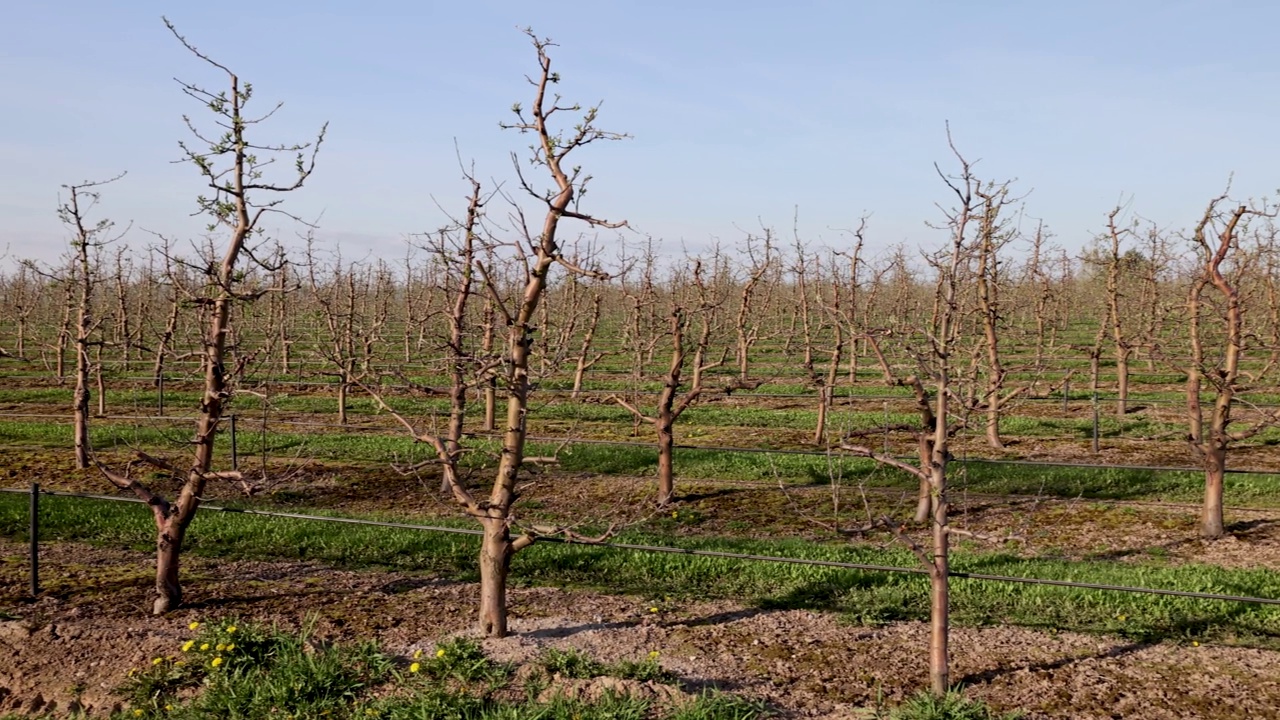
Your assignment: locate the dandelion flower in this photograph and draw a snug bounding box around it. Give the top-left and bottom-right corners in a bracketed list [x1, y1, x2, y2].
[165, 705, 172, 712]
[649, 607, 658, 613]
[216, 643, 226, 652]
[174, 661, 185, 667]
[648, 650, 660, 659]
[413, 649, 423, 659]
[225, 643, 235, 652]
[188, 622, 200, 630]
[409, 662, 421, 673]
[200, 643, 210, 652]
[671, 511, 678, 518]
[152, 657, 164, 665]
[225, 626, 237, 634]
[436, 648, 446, 658]
[134, 710, 144, 717]
[182, 640, 195, 652]
[1192, 641, 1200, 647]
[1117, 615, 1127, 622]
[211, 657, 223, 668]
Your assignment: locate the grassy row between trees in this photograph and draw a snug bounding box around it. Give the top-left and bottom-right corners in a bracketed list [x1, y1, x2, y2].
[5, 493, 1280, 649]
[5, 420, 1280, 505]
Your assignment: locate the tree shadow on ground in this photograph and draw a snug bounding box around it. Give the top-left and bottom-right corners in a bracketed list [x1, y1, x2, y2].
[958, 639, 1154, 686]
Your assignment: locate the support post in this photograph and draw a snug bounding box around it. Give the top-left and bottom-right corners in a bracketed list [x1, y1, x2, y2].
[230, 414, 239, 469]
[30, 483, 39, 597]
[1091, 392, 1100, 454]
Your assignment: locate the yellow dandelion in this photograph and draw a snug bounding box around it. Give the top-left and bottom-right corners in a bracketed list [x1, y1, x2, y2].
[211, 657, 223, 668]
[225, 626, 237, 634]
[200, 643, 210, 652]
[409, 662, 421, 673]
[165, 705, 172, 712]
[413, 649, 423, 659]
[174, 660, 185, 667]
[1192, 641, 1200, 647]
[436, 648, 446, 658]
[188, 622, 200, 630]
[182, 640, 195, 652]
[648, 650, 660, 659]
[225, 643, 236, 652]
[1117, 615, 1127, 622]
[216, 643, 226, 652]
[649, 607, 658, 613]
[671, 511, 678, 518]
[134, 710, 144, 717]
[152, 657, 163, 665]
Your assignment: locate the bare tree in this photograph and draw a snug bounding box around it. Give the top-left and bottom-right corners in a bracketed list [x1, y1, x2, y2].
[972, 180, 1026, 448]
[733, 230, 776, 382]
[0, 264, 41, 360]
[1183, 193, 1280, 539]
[611, 257, 727, 505]
[842, 134, 979, 695]
[1099, 205, 1139, 417]
[365, 31, 627, 637]
[100, 19, 325, 613]
[56, 174, 128, 468]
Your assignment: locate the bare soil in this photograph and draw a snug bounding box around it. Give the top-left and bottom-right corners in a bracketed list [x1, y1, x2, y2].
[2, 539, 1279, 719]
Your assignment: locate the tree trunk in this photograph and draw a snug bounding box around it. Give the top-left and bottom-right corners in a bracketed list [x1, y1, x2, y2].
[656, 421, 674, 506]
[929, 463, 950, 695]
[153, 519, 186, 614]
[1201, 449, 1226, 539]
[914, 435, 934, 523]
[337, 379, 348, 425]
[984, 404, 1003, 450]
[1116, 348, 1130, 417]
[478, 517, 512, 637]
[813, 385, 830, 446]
[73, 365, 90, 469]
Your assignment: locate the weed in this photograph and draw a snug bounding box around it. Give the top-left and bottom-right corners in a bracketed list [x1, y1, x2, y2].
[889, 690, 1022, 720]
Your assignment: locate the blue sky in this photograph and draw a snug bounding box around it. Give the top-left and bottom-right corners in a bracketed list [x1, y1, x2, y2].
[3, 0, 1278, 266]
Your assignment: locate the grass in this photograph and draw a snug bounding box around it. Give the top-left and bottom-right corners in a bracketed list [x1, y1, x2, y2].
[112, 618, 768, 720]
[538, 648, 677, 684]
[888, 690, 1022, 720]
[6, 415, 1280, 505]
[5, 493, 1280, 647]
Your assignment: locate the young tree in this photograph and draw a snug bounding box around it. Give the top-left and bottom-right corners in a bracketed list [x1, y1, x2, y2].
[101, 19, 325, 613]
[732, 231, 776, 383]
[1184, 194, 1280, 538]
[366, 31, 627, 637]
[56, 174, 128, 468]
[842, 136, 979, 695]
[971, 180, 1026, 449]
[611, 257, 727, 505]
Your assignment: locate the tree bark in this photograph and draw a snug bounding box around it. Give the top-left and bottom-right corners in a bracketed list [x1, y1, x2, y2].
[478, 517, 512, 637]
[1201, 451, 1226, 539]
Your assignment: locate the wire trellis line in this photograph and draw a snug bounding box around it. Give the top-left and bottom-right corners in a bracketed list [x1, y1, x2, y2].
[6, 486, 1279, 608]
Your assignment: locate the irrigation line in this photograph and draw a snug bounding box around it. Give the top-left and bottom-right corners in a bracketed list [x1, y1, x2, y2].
[7, 486, 1280, 608]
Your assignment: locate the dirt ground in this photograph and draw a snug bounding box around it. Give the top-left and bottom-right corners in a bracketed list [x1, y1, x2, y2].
[3, 393, 1280, 719]
[1, 539, 1279, 720]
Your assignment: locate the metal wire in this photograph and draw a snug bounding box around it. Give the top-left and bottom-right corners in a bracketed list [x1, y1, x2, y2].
[5, 486, 1279, 607]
